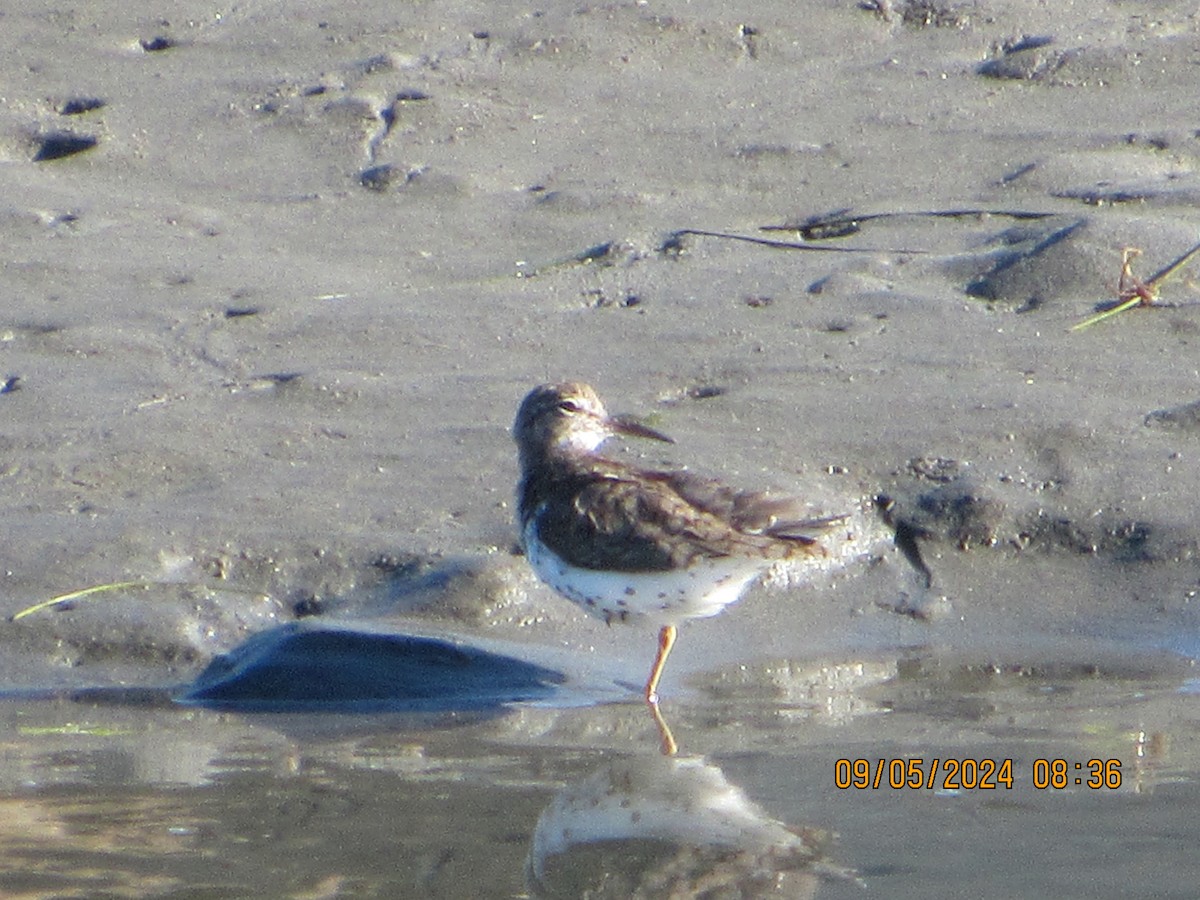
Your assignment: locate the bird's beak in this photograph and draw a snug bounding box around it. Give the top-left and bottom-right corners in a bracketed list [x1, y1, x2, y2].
[608, 414, 674, 444]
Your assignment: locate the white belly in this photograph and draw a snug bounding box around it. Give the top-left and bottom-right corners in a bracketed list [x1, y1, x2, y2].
[523, 520, 769, 627]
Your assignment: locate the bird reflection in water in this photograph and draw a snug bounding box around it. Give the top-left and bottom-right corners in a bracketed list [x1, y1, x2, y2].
[526, 751, 857, 898]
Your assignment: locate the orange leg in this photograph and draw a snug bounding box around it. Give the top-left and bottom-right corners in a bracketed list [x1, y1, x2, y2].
[644, 624, 677, 705]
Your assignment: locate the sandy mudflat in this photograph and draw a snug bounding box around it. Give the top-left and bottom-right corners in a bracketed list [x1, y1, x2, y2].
[3, 1, 1200, 895]
[3, 0, 1200, 678]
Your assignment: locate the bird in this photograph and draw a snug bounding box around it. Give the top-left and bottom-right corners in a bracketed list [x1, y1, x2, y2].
[513, 382, 845, 705]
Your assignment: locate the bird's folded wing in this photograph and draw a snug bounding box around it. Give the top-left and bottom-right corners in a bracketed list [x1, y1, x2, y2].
[536, 473, 817, 572]
[657, 471, 848, 540]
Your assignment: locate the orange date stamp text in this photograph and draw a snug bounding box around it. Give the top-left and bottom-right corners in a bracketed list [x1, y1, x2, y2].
[834, 758, 1123, 791]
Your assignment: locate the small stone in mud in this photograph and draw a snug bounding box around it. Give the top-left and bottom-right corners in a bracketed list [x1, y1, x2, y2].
[574, 242, 618, 264]
[292, 595, 325, 618]
[360, 164, 398, 191]
[1145, 399, 1200, 432]
[908, 456, 965, 483]
[1125, 133, 1171, 152]
[258, 372, 302, 385]
[353, 53, 395, 76]
[359, 163, 426, 192]
[977, 37, 1064, 81]
[900, 0, 968, 28]
[224, 306, 260, 319]
[33, 132, 98, 162]
[59, 97, 106, 115]
[370, 553, 423, 577]
[140, 36, 174, 52]
[658, 232, 688, 256]
[583, 288, 642, 309]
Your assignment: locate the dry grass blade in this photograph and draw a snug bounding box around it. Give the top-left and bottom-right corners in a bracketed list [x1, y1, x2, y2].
[9, 581, 153, 621]
[1071, 240, 1200, 332]
[8, 581, 271, 622]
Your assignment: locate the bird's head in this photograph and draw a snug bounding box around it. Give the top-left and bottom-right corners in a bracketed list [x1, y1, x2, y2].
[513, 382, 673, 465]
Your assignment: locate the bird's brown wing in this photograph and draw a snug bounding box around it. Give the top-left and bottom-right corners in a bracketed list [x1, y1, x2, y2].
[656, 470, 848, 541]
[534, 471, 820, 573]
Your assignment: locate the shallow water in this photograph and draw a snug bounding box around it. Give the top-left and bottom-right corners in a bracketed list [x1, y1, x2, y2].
[3, 618, 1199, 898]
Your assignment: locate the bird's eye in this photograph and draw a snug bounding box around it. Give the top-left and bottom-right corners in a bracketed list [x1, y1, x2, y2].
[558, 400, 581, 413]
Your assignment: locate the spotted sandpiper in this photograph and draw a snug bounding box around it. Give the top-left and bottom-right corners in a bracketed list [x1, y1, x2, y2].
[513, 382, 845, 705]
